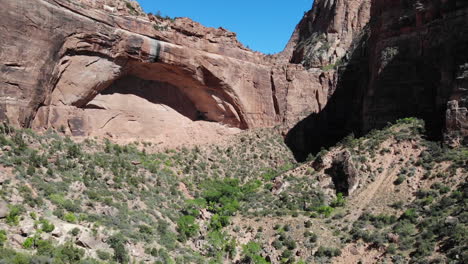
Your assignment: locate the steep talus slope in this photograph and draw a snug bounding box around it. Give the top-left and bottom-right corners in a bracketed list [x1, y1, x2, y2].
[286, 0, 468, 161]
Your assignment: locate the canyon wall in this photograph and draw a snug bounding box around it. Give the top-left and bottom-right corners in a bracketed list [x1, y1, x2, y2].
[286, 0, 468, 160]
[1, 0, 466, 152]
[0, 0, 327, 144]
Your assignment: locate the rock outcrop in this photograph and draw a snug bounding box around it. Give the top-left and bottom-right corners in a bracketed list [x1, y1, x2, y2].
[364, 0, 468, 145]
[0, 200, 8, 218]
[284, 0, 371, 69]
[313, 150, 359, 196]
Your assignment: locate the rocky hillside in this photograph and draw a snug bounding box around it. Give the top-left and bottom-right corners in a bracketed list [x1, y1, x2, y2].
[0, 118, 466, 263]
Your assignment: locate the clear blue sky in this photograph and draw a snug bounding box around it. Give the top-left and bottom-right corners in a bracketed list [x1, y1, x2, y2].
[136, 0, 314, 54]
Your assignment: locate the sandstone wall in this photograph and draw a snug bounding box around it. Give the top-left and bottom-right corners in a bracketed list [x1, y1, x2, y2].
[0, 0, 327, 143]
[2, 0, 465, 152]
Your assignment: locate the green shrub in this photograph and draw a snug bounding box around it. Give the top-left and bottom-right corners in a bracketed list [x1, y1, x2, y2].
[22, 237, 34, 249]
[66, 144, 82, 159]
[272, 239, 282, 250]
[401, 209, 418, 223]
[283, 238, 297, 250]
[29, 212, 37, 220]
[315, 246, 341, 257]
[281, 249, 292, 258]
[55, 242, 85, 263]
[331, 193, 346, 207]
[108, 233, 129, 263]
[315, 206, 334, 217]
[391, 201, 404, 209]
[394, 174, 406, 185]
[39, 219, 55, 233]
[177, 215, 199, 241]
[6, 205, 23, 226]
[70, 227, 80, 236]
[97, 250, 111, 260]
[64, 213, 77, 223]
[0, 230, 6, 247]
[242, 241, 268, 264]
[393, 220, 416, 237]
[36, 239, 54, 256]
[138, 224, 153, 234]
[309, 233, 318, 243]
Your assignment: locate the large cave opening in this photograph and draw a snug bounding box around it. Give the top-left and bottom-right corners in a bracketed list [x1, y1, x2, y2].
[79, 58, 248, 129]
[40, 57, 246, 143]
[86, 75, 208, 121]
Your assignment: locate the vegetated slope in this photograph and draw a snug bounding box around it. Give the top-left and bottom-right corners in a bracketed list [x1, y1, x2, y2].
[0, 118, 466, 263]
[0, 126, 297, 263]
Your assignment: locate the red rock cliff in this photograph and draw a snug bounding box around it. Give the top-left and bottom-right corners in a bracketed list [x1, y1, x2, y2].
[1, 0, 465, 151]
[0, 0, 329, 144]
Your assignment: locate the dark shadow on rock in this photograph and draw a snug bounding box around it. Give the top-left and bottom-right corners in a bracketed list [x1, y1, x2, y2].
[286, 4, 468, 162]
[285, 27, 371, 162]
[324, 150, 358, 196]
[97, 75, 200, 121]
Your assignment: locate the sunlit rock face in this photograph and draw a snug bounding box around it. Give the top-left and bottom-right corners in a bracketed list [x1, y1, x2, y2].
[0, 0, 329, 144]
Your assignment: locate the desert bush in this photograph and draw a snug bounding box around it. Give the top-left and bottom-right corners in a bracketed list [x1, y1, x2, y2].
[39, 219, 55, 233]
[315, 246, 341, 257]
[0, 230, 6, 247]
[242, 241, 268, 264]
[108, 233, 129, 263]
[97, 250, 111, 260]
[64, 213, 77, 223]
[315, 205, 334, 217]
[177, 215, 199, 241]
[331, 193, 346, 207]
[6, 205, 23, 226]
[70, 227, 80, 236]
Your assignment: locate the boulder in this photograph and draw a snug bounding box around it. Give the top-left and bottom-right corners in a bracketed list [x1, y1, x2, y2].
[0, 201, 8, 218]
[387, 233, 400, 244]
[20, 221, 35, 236]
[445, 216, 459, 225]
[51, 228, 62, 238]
[77, 232, 101, 249]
